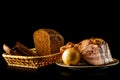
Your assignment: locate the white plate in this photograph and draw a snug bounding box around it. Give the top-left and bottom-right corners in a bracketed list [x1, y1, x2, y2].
[56, 58, 119, 70]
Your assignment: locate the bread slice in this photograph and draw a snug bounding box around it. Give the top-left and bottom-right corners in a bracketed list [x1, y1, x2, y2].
[33, 28, 64, 56]
[14, 41, 35, 56]
[3, 44, 18, 55]
[3, 42, 35, 56]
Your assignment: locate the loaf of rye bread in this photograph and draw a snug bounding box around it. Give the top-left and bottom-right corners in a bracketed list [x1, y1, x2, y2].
[33, 28, 64, 56]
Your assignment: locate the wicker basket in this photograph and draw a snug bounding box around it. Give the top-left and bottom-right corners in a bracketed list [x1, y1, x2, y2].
[2, 48, 62, 69]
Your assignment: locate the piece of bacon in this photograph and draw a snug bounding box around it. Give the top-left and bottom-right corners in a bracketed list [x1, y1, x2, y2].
[80, 38, 113, 65]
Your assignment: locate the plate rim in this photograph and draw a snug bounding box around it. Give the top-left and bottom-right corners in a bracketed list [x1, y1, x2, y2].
[55, 58, 119, 69]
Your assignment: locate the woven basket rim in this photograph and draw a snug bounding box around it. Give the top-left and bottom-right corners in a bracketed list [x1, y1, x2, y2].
[2, 52, 61, 59]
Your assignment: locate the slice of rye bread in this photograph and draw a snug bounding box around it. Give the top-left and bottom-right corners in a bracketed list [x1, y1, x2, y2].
[3, 44, 18, 55]
[3, 42, 36, 56]
[14, 41, 36, 56]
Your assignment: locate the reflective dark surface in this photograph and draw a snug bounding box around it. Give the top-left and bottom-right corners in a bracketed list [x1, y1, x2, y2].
[0, 61, 120, 80]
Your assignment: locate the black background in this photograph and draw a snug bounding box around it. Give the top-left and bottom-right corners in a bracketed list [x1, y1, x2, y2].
[0, 4, 120, 80]
[1, 7, 120, 59]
